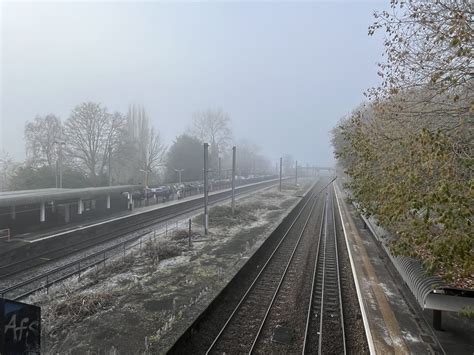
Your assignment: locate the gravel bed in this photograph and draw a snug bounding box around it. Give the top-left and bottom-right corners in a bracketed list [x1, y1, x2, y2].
[251, 190, 325, 353]
[209, 188, 318, 353]
[320, 189, 345, 354]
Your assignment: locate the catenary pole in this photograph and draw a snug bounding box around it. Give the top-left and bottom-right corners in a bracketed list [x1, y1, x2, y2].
[204, 143, 209, 235]
[231, 146, 236, 215]
[279, 157, 283, 192]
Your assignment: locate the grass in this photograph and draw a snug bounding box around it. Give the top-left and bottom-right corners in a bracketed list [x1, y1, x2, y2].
[144, 240, 182, 265]
[50, 292, 113, 321]
[193, 205, 258, 228]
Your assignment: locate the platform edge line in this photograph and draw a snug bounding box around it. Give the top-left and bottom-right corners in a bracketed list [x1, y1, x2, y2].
[334, 183, 376, 355]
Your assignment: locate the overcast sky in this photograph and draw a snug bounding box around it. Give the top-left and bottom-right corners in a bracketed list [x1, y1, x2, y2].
[1, 0, 385, 167]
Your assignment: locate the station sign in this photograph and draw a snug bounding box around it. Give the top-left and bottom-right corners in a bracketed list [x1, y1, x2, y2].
[0, 298, 41, 354]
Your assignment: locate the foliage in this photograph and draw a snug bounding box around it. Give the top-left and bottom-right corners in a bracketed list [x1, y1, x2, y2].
[333, 1, 473, 286]
[333, 94, 473, 285]
[0, 151, 19, 191]
[459, 305, 474, 318]
[10, 165, 90, 190]
[164, 134, 204, 182]
[368, 0, 473, 108]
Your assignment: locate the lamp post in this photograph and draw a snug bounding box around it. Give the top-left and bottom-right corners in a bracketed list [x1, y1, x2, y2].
[174, 168, 184, 184]
[139, 168, 151, 188]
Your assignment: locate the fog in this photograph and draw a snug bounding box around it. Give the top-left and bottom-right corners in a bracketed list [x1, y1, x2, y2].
[1, 0, 384, 167]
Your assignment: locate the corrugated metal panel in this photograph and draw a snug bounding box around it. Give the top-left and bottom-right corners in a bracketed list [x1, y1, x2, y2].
[359, 213, 446, 309]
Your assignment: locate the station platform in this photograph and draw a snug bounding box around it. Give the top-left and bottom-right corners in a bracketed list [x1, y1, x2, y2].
[334, 184, 473, 354]
[0, 179, 280, 259]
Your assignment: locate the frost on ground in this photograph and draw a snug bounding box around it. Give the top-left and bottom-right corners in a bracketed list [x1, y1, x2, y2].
[28, 179, 314, 354]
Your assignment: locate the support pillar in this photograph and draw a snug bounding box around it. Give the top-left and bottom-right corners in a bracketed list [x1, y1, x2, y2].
[65, 204, 70, 223]
[11, 206, 16, 220]
[128, 193, 133, 210]
[40, 202, 46, 222]
[106, 194, 111, 209]
[78, 199, 84, 215]
[433, 310, 443, 330]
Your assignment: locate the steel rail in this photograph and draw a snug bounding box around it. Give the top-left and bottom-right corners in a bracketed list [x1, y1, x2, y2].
[331, 186, 347, 355]
[205, 186, 319, 354]
[205, 180, 335, 354]
[0, 179, 283, 299]
[302, 194, 327, 353]
[303, 183, 346, 354]
[248, 186, 322, 353]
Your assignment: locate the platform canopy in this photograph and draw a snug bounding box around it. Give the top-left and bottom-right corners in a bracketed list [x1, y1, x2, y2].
[0, 185, 139, 208]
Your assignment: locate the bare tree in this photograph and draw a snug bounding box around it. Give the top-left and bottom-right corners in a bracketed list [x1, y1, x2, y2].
[113, 105, 166, 185]
[191, 108, 232, 149]
[65, 102, 124, 185]
[144, 127, 166, 174]
[24, 114, 63, 168]
[368, 0, 473, 113]
[191, 108, 232, 172]
[0, 151, 18, 191]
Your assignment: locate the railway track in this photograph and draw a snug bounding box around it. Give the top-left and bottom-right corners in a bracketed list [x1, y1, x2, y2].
[206, 181, 323, 354]
[170, 178, 352, 354]
[303, 186, 346, 354]
[0, 178, 287, 299]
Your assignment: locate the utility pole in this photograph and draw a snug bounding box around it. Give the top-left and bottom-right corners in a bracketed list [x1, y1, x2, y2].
[279, 157, 282, 192]
[218, 156, 222, 180]
[295, 160, 298, 185]
[204, 143, 209, 235]
[231, 146, 236, 215]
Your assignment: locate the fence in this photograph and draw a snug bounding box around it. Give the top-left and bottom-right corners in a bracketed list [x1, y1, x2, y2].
[0, 217, 195, 300]
[0, 229, 10, 241]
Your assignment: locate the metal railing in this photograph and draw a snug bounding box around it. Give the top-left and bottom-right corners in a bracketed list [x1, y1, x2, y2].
[0, 229, 10, 241]
[0, 217, 193, 300]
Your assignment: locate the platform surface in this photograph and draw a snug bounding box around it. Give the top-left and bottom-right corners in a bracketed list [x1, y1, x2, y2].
[333, 184, 472, 354]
